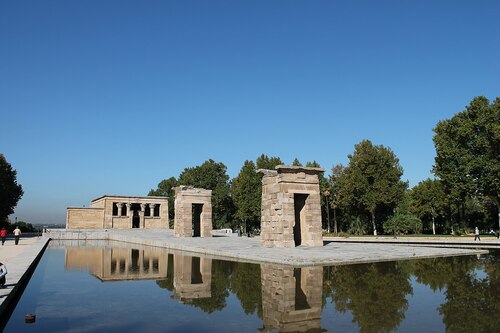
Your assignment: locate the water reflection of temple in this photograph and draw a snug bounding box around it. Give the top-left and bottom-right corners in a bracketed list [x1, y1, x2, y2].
[65, 244, 212, 302]
[65, 246, 167, 281]
[171, 255, 212, 302]
[259, 264, 326, 333]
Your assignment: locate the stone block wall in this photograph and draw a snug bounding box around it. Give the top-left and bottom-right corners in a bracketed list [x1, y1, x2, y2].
[260, 264, 323, 332]
[259, 166, 324, 248]
[66, 208, 104, 229]
[174, 186, 212, 237]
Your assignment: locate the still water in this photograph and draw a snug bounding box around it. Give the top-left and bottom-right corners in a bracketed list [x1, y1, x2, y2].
[3, 240, 499, 333]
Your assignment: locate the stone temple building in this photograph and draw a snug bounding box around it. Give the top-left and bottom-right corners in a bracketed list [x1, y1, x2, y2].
[258, 166, 325, 248]
[66, 195, 169, 229]
[174, 186, 212, 237]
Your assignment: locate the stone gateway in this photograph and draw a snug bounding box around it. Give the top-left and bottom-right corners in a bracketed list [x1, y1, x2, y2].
[258, 166, 325, 248]
[174, 186, 212, 237]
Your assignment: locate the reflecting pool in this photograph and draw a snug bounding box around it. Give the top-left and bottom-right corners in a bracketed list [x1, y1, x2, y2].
[3, 241, 500, 332]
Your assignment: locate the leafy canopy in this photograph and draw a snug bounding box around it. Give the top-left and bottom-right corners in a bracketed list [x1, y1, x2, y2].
[0, 154, 23, 224]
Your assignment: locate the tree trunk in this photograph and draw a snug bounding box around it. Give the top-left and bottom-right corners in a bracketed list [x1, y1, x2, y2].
[371, 212, 377, 236]
[432, 216, 436, 235]
[488, 195, 500, 234]
[333, 207, 338, 235]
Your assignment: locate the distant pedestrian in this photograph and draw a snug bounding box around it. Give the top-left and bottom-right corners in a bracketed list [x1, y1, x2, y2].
[0, 262, 7, 288]
[13, 226, 21, 245]
[1, 227, 7, 245]
[474, 227, 481, 241]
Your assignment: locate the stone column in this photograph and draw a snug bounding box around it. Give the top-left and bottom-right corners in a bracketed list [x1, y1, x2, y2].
[140, 203, 146, 228]
[117, 203, 122, 217]
[151, 204, 157, 217]
[126, 203, 132, 227]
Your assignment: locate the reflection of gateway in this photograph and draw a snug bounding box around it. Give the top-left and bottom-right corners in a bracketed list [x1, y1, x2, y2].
[259, 264, 325, 333]
[65, 247, 167, 281]
[172, 255, 212, 301]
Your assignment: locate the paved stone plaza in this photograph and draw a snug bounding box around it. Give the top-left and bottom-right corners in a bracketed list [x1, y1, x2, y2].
[46, 229, 488, 266]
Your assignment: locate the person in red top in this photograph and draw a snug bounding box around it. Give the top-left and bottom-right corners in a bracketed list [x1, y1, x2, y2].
[0, 227, 7, 245]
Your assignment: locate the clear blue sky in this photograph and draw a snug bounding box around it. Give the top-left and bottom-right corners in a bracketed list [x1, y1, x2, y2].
[1, 1, 499, 224]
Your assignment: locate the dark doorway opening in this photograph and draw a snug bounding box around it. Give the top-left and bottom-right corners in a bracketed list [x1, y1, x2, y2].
[131, 203, 141, 228]
[191, 257, 203, 284]
[294, 194, 308, 246]
[130, 249, 139, 272]
[294, 268, 311, 310]
[192, 204, 203, 237]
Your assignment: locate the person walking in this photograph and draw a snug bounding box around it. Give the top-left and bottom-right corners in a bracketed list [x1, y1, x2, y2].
[13, 226, 21, 245]
[474, 227, 481, 241]
[1, 227, 7, 245]
[0, 262, 7, 288]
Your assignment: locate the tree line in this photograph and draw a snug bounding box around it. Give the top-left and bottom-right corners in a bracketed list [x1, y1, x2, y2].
[150, 96, 500, 235]
[1, 96, 498, 235]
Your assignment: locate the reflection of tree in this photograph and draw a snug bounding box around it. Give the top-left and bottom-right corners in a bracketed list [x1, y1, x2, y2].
[412, 256, 479, 292]
[231, 262, 262, 318]
[439, 254, 500, 333]
[325, 261, 412, 333]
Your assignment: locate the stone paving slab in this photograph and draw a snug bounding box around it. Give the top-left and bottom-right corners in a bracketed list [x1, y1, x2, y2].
[0, 237, 50, 316]
[47, 229, 488, 267]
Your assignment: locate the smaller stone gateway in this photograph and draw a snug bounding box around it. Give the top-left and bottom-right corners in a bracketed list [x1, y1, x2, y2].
[174, 186, 212, 237]
[258, 165, 325, 248]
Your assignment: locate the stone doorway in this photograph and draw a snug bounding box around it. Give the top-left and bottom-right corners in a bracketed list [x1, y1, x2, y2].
[192, 204, 203, 237]
[258, 166, 324, 248]
[293, 194, 308, 246]
[132, 211, 140, 228]
[174, 186, 212, 238]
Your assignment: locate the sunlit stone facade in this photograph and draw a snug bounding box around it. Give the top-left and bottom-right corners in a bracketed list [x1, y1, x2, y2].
[174, 186, 212, 237]
[258, 166, 324, 248]
[66, 195, 169, 229]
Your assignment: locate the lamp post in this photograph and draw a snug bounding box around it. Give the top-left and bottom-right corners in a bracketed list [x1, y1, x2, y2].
[324, 190, 331, 234]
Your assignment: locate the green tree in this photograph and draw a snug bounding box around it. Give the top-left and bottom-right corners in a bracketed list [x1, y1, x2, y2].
[383, 213, 422, 235]
[0, 154, 23, 224]
[291, 158, 302, 166]
[178, 159, 234, 229]
[148, 177, 177, 225]
[433, 96, 500, 231]
[16, 221, 36, 232]
[329, 164, 346, 234]
[337, 140, 408, 235]
[232, 160, 262, 233]
[410, 179, 446, 234]
[256, 154, 283, 170]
